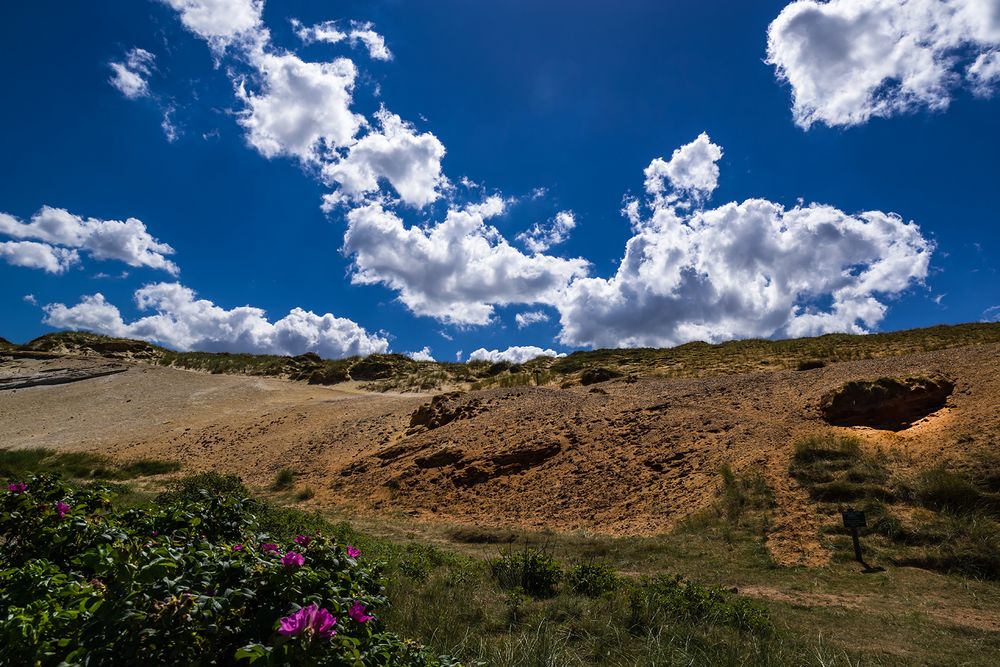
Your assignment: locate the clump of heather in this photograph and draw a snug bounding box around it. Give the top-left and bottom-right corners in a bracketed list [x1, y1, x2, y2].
[0, 474, 457, 666]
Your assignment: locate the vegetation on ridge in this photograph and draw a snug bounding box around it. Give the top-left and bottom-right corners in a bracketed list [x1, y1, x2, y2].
[7, 321, 1000, 392]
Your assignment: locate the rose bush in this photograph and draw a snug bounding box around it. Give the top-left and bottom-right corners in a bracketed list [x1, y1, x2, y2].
[0, 474, 459, 666]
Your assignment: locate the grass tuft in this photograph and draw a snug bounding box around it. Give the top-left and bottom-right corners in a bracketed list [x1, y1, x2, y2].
[270, 467, 296, 491]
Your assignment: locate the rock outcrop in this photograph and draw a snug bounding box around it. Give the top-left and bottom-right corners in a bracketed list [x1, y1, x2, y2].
[820, 376, 954, 431]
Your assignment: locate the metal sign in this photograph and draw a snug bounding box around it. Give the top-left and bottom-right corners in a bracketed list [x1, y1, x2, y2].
[842, 510, 866, 529]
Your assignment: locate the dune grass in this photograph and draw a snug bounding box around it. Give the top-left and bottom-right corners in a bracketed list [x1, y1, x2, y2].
[789, 434, 1000, 581]
[11, 322, 1000, 393]
[0, 447, 179, 481]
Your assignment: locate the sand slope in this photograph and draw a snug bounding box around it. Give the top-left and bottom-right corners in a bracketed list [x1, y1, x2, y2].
[2, 343, 998, 566]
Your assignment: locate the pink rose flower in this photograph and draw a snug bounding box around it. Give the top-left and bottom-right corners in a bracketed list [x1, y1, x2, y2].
[55, 501, 71, 519]
[7, 482, 27, 494]
[261, 543, 280, 554]
[281, 551, 305, 567]
[294, 534, 311, 547]
[347, 545, 361, 558]
[278, 604, 337, 639]
[348, 601, 374, 623]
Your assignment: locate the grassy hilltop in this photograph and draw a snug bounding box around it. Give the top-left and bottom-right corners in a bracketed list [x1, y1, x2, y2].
[8, 321, 1000, 392]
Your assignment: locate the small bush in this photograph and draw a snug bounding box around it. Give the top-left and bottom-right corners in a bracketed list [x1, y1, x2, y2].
[627, 574, 771, 634]
[490, 548, 562, 598]
[120, 459, 181, 477]
[791, 434, 861, 468]
[295, 486, 316, 501]
[970, 450, 1000, 493]
[158, 471, 249, 503]
[447, 526, 517, 544]
[580, 367, 623, 385]
[566, 561, 620, 597]
[272, 468, 296, 491]
[895, 513, 1000, 579]
[718, 465, 774, 522]
[795, 359, 826, 371]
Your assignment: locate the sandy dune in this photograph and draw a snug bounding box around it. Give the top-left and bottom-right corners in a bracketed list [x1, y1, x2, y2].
[2, 343, 998, 566]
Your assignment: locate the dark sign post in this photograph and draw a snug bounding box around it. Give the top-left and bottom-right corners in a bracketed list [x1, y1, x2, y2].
[841, 509, 871, 569]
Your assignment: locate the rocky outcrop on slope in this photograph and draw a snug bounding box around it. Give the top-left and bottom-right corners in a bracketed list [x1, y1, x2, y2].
[820, 376, 954, 431]
[0, 356, 128, 390]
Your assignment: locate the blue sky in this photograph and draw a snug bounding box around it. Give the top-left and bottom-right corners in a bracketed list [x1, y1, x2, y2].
[1, 0, 998, 362]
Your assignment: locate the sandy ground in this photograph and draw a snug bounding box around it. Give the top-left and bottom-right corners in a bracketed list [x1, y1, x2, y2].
[2, 343, 998, 567]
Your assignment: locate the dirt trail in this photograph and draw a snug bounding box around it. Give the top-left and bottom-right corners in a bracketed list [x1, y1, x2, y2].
[2, 343, 999, 566]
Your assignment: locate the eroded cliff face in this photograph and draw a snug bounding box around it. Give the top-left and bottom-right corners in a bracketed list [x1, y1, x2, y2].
[820, 376, 955, 431]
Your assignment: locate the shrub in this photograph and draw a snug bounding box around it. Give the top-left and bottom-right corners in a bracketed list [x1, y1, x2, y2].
[272, 468, 296, 491]
[120, 459, 182, 477]
[447, 527, 517, 544]
[296, 486, 316, 501]
[895, 513, 1000, 579]
[489, 548, 562, 598]
[718, 465, 774, 522]
[791, 434, 861, 469]
[566, 561, 620, 597]
[0, 474, 452, 665]
[627, 575, 771, 634]
[580, 367, 623, 386]
[795, 359, 826, 371]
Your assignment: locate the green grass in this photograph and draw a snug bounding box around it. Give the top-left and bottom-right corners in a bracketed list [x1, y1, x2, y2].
[5, 455, 1000, 665]
[789, 434, 1000, 581]
[270, 467, 296, 491]
[364, 494, 999, 665]
[790, 434, 892, 502]
[0, 448, 179, 481]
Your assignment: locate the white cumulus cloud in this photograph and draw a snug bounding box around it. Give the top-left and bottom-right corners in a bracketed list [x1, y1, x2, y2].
[407, 346, 435, 361]
[322, 108, 446, 208]
[968, 50, 1000, 96]
[643, 132, 723, 203]
[293, 19, 393, 61]
[516, 210, 576, 253]
[166, 1, 443, 210]
[348, 23, 392, 61]
[556, 135, 933, 348]
[0, 241, 79, 274]
[162, 0, 264, 47]
[342, 198, 590, 325]
[0, 207, 178, 275]
[468, 346, 566, 364]
[235, 51, 363, 161]
[767, 0, 1000, 128]
[42, 283, 389, 358]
